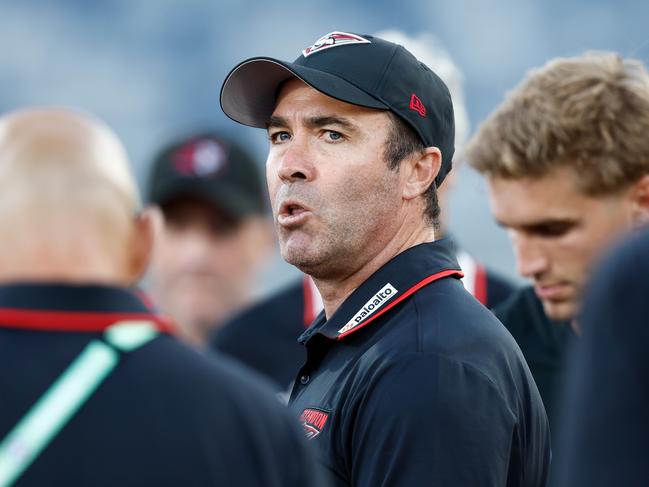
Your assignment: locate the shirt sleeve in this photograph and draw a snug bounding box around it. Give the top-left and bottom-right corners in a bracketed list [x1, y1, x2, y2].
[345, 353, 520, 487]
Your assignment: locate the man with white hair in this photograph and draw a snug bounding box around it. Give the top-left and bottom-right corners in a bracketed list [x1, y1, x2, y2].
[0, 108, 324, 487]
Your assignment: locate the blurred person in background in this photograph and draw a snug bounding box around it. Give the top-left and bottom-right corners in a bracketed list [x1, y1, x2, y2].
[147, 132, 273, 348]
[556, 228, 649, 487]
[465, 52, 649, 482]
[0, 108, 325, 486]
[212, 29, 516, 392]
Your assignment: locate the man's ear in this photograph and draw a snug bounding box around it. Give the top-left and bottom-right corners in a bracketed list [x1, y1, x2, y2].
[402, 147, 442, 200]
[126, 207, 160, 285]
[628, 174, 649, 228]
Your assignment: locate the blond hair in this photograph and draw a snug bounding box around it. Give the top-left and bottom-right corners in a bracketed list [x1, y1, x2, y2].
[466, 52, 649, 195]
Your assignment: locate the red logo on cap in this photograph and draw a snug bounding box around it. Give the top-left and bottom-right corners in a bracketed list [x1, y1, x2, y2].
[172, 139, 227, 177]
[302, 31, 371, 58]
[409, 94, 427, 117]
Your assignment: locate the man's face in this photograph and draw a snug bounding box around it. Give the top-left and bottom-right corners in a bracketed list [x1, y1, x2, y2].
[150, 198, 266, 345]
[488, 167, 634, 321]
[266, 78, 402, 279]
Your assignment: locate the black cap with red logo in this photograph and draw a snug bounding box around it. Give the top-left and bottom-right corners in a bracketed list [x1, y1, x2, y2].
[146, 133, 266, 218]
[220, 31, 455, 186]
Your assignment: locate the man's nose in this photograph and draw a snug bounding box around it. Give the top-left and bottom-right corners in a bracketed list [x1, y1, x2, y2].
[276, 135, 315, 183]
[513, 234, 550, 279]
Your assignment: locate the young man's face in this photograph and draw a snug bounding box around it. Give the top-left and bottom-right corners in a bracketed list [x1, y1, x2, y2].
[265, 78, 403, 280]
[488, 167, 634, 321]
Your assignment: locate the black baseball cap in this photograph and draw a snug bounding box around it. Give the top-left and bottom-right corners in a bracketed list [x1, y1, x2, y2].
[220, 31, 455, 186]
[146, 133, 265, 218]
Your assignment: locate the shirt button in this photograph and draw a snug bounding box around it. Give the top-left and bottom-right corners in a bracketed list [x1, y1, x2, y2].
[300, 374, 310, 385]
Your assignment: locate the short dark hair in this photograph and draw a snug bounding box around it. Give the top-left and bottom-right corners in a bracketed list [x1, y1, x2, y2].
[383, 112, 440, 228]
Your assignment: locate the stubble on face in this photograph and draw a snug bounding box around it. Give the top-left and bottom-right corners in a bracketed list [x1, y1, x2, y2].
[267, 80, 403, 281]
[275, 167, 399, 280]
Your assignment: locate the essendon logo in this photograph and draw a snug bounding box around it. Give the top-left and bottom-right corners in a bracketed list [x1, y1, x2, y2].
[300, 408, 330, 440]
[409, 93, 427, 117]
[302, 31, 370, 58]
[338, 283, 397, 335]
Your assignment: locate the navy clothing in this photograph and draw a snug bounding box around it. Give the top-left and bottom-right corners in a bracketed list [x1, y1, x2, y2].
[289, 240, 550, 487]
[213, 279, 308, 391]
[485, 269, 518, 309]
[212, 248, 516, 391]
[557, 230, 649, 487]
[0, 283, 323, 487]
[494, 287, 576, 437]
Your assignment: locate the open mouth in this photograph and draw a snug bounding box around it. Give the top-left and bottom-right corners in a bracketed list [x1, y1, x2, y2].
[278, 200, 311, 227]
[287, 204, 306, 216]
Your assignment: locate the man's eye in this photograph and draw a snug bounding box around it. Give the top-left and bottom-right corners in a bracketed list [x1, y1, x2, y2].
[535, 222, 574, 238]
[325, 130, 343, 141]
[270, 131, 291, 143]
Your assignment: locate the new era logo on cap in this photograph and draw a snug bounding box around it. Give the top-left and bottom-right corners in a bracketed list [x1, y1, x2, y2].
[409, 93, 427, 117]
[302, 31, 370, 58]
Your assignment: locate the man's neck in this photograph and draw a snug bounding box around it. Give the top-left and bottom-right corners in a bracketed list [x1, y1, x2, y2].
[314, 225, 436, 319]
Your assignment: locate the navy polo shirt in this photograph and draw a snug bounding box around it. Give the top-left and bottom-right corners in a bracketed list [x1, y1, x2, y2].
[290, 240, 551, 487]
[0, 283, 324, 487]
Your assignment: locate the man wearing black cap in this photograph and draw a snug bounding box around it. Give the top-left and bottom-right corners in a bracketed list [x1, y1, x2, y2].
[147, 133, 273, 347]
[220, 31, 550, 486]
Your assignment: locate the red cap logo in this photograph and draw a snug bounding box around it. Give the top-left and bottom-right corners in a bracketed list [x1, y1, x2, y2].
[302, 31, 370, 58]
[409, 93, 427, 117]
[172, 139, 227, 177]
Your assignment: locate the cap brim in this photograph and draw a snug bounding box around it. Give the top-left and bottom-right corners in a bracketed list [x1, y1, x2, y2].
[220, 57, 388, 128]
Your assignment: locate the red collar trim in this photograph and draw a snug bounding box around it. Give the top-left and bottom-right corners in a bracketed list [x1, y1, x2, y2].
[336, 269, 463, 340]
[0, 308, 176, 334]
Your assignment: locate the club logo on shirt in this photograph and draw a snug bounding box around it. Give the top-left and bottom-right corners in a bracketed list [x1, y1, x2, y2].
[338, 283, 398, 335]
[302, 31, 371, 58]
[300, 408, 330, 440]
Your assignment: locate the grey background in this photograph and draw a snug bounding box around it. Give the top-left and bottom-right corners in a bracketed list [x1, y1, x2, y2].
[2, 0, 647, 295]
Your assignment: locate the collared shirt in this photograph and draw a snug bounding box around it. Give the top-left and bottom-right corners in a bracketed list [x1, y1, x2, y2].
[212, 243, 515, 391]
[0, 283, 324, 487]
[289, 240, 551, 487]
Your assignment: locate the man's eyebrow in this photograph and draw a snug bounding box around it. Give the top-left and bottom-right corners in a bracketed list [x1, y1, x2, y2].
[305, 116, 357, 132]
[266, 116, 288, 130]
[496, 217, 577, 231]
[266, 115, 359, 132]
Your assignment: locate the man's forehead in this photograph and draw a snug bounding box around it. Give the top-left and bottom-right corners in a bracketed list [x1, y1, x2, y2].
[271, 78, 388, 123]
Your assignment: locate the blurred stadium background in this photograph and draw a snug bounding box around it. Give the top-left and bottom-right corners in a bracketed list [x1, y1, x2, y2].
[2, 0, 647, 294]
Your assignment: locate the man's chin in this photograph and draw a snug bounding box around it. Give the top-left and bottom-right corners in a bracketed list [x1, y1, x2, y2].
[540, 299, 576, 322]
[281, 244, 319, 271]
